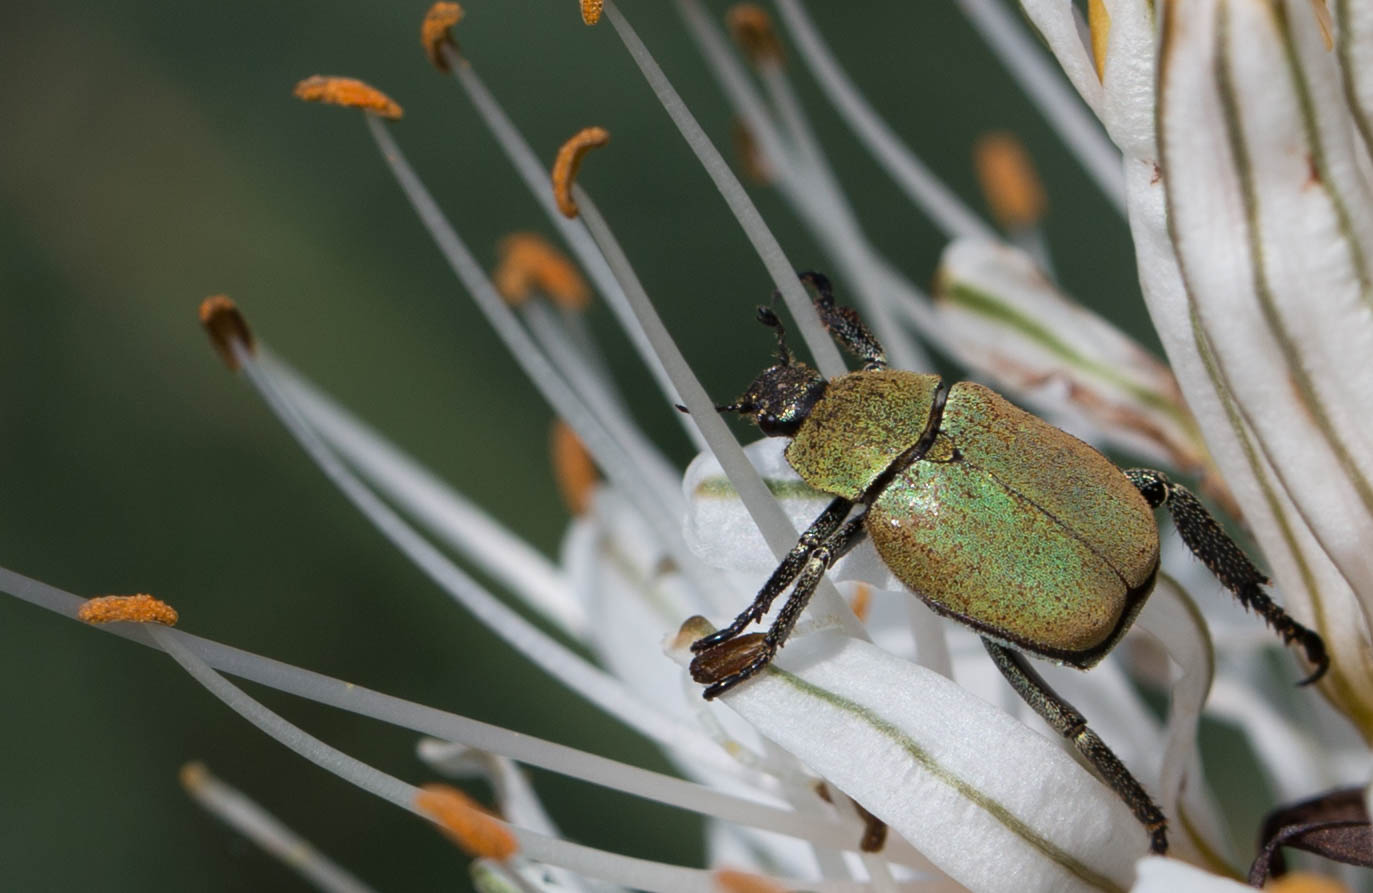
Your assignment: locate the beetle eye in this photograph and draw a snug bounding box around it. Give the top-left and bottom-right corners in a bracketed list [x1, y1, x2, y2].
[756, 413, 801, 437]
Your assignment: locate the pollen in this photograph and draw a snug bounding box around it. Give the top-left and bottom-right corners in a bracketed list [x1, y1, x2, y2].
[422, 3, 464, 72]
[1087, 0, 1110, 82]
[580, 0, 603, 26]
[199, 295, 256, 372]
[973, 132, 1047, 229]
[551, 421, 598, 515]
[293, 75, 403, 120]
[726, 5, 783, 66]
[714, 868, 788, 893]
[1267, 874, 1352, 893]
[552, 126, 610, 218]
[494, 233, 590, 310]
[414, 783, 519, 861]
[77, 594, 179, 626]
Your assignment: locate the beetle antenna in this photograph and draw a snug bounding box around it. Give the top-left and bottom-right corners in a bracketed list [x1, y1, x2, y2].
[755, 304, 795, 365]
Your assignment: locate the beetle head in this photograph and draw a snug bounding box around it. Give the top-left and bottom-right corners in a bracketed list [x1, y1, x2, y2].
[717, 306, 827, 438]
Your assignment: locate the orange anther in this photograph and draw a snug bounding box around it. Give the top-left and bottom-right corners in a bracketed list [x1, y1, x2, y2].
[581, 0, 604, 25]
[551, 421, 598, 515]
[551, 126, 610, 219]
[494, 233, 590, 310]
[1088, 0, 1110, 82]
[973, 132, 1047, 229]
[199, 295, 255, 372]
[77, 594, 179, 626]
[414, 783, 519, 861]
[422, 3, 465, 72]
[715, 868, 788, 893]
[727, 5, 783, 66]
[293, 75, 403, 120]
[732, 120, 772, 185]
[849, 583, 872, 623]
[1268, 873, 1352, 893]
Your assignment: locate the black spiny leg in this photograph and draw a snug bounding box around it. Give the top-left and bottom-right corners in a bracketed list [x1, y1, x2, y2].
[983, 639, 1169, 854]
[692, 497, 852, 654]
[694, 514, 869, 699]
[1125, 468, 1329, 684]
[795, 272, 888, 371]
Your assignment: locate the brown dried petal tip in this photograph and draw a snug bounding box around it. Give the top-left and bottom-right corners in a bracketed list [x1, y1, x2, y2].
[414, 783, 519, 861]
[199, 295, 255, 372]
[495, 233, 591, 309]
[77, 594, 179, 626]
[973, 132, 1047, 229]
[726, 5, 783, 66]
[422, 3, 464, 72]
[552, 126, 610, 218]
[293, 75, 403, 120]
[581, 0, 604, 26]
[551, 421, 598, 515]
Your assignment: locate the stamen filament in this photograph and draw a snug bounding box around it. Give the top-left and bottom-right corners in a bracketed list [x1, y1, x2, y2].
[0, 566, 921, 865]
[180, 762, 377, 893]
[362, 114, 710, 588]
[768, 0, 997, 242]
[572, 187, 866, 638]
[440, 48, 707, 453]
[261, 355, 587, 637]
[236, 347, 722, 757]
[600, 0, 846, 379]
[949, 0, 1127, 215]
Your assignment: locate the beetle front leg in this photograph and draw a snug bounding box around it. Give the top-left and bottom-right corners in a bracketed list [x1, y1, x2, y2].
[1125, 468, 1329, 684]
[692, 497, 853, 654]
[983, 639, 1169, 854]
[693, 515, 868, 699]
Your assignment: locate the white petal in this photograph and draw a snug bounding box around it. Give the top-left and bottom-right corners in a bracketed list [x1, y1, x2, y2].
[673, 626, 1145, 893]
[1129, 857, 1250, 893]
[1017, 0, 1108, 118]
[934, 239, 1214, 485]
[1160, 0, 1373, 606]
[1339, 0, 1373, 160]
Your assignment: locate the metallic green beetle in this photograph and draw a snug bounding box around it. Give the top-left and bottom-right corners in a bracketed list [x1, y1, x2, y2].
[689, 273, 1329, 855]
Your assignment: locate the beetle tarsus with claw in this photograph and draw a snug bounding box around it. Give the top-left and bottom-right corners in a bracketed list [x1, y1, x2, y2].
[689, 272, 1329, 856]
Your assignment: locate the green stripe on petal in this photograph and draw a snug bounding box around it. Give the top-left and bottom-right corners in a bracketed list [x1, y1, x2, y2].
[673, 630, 1143, 893]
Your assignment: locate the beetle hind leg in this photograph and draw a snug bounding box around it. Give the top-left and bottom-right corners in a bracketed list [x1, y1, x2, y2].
[983, 639, 1169, 854]
[1125, 468, 1329, 684]
[794, 272, 888, 371]
[693, 514, 868, 699]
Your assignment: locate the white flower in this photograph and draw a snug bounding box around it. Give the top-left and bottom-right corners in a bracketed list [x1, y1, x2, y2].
[3, 1, 1370, 891]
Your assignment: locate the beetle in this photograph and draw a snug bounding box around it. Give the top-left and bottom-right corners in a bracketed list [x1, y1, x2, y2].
[689, 272, 1329, 855]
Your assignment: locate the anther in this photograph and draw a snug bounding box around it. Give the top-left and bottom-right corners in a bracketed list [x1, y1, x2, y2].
[77, 594, 179, 626]
[726, 5, 783, 67]
[414, 783, 519, 861]
[293, 76, 403, 120]
[179, 761, 210, 791]
[1088, 0, 1110, 82]
[551, 126, 610, 218]
[551, 421, 598, 516]
[848, 583, 872, 623]
[714, 868, 788, 893]
[199, 295, 255, 372]
[422, 3, 464, 72]
[580, 0, 603, 26]
[494, 233, 590, 310]
[732, 120, 773, 184]
[973, 132, 1047, 230]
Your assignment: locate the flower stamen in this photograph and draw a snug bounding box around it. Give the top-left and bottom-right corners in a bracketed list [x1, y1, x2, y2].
[493, 232, 590, 310]
[551, 421, 598, 516]
[552, 127, 610, 219]
[77, 593, 179, 626]
[415, 783, 520, 861]
[580, 0, 603, 26]
[199, 295, 255, 372]
[422, 3, 464, 72]
[973, 132, 1047, 231]
[726, 5, 783, 68]
[292, 76, 403, 119]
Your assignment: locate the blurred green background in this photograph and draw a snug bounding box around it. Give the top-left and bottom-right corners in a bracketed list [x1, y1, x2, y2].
[0, 1, 1148, 889]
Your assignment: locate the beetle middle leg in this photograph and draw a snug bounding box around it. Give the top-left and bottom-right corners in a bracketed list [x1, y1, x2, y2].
[692, 513, 869, 699]
[983, 639, 1170, 854]
[1125, 468, 1329, 684]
